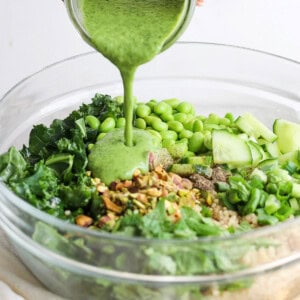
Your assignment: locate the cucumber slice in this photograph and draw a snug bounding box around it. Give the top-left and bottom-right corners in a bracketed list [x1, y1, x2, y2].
[278, 150, 300, 165]
[247, 141, 264, 166]
[257, 158, 278, 172]
[264, 142, 281, 158]
[212, 129, 252, 167]
[273, 119, 300, 153]
[236, 113, 277, 142]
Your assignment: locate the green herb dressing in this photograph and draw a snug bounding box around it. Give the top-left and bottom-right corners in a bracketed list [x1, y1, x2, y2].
[83, 0, 187, 183]
[89, 129, 160, 185]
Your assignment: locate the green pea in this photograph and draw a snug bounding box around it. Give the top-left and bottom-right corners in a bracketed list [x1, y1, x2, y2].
[135, 118, 146, 129]
[160, 130, 178, 141]
[160, 113, 174, 122]
[87, 143, 94, 151]
[100, 117, 116, 133]
[176, 102, 193, 114]
[116, 117, 126, 128]
[193, 119, 203, 132]
[167, 120, 184, 133]
[188, 132, 204, 153]
[162, 98, 180, 108]
[136, 104, 151, 118]
[179, 129, 193, 139]
[153, 102, 172, 115]
[174, 113, 188, 123]
[97, 132, 107, 141]
[152, 119, 168, 132]
[85, 115, 100, 130]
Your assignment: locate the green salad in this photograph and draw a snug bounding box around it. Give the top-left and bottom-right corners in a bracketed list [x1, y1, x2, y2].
[1, 93, 300, 298]
[1, 94, 299, 234]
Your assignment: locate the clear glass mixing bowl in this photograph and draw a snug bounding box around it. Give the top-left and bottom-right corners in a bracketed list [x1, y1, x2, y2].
[1, 43, 300, 300]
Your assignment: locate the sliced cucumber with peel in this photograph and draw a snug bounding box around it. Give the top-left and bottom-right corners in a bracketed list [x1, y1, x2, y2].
[212, 129, 252, 167]
[236, 113, 277, 142]
[264, 141, 281, 158]
[247, 141, 264, 166]
[273, 119, 300, 153]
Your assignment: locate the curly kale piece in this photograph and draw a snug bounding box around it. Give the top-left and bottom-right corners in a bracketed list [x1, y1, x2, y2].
[79, 93, 123, 121]
[26, 94, 123, 162]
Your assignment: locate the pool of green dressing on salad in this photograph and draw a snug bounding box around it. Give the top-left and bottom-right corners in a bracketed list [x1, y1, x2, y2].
[83, 0, 187, 183]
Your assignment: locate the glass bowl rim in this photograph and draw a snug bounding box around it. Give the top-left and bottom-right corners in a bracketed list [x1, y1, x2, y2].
[1, 41, 300, 245]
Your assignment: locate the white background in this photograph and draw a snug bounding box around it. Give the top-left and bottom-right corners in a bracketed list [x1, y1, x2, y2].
[1, 0, 300, 98]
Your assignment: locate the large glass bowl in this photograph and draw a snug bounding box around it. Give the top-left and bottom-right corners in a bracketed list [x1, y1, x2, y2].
[1, 43, 300, 300]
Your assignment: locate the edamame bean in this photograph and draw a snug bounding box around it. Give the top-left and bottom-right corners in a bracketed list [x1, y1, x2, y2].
[162, 98, 180, 108]
[174, 113, 188, 123]
[204, 124, 220, 131]
[167, 120, 184, 133]
[196, 115, 207, 121]
[162, 139, 175, 148]
[167, 141, 188, 158]
[151, 119, 168, 132]
[97, 132, 107, 141]
[136, 104, 151, 118]
[146, 100, 157, 110]
[87, 143, 94, 151]
[184, 151, 195, 158]
[179, 129, 193, 139]
[144, 115, 160, 126]
[183, 120, 194, 131]
[205, 113, 220, 125]
[160, 113, 174, 122]
[219, 117, 231, 126]
[85, 115, 100, 130]
[204, 132, 212, 150]
[160, 130, 178, 141]
[176, 102, 193, 114]
[224, 112, 234, 123]
[153, 102, 172, 115]
[135, 118, 146, 129]
[193, 119, 203, 132]
[100, 117, 116, 133]
[113, 96, 124, 104]
[146, 129, 162, 142]
[188, 132, 204, 153]
[116, 117, 126, 128]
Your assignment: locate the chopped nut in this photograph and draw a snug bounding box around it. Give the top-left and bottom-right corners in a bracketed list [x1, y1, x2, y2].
[76, 215, 93, 227]
[97, 185, 108, 193]
[103, 196, 124, 214]
[147, 187, 161, 197]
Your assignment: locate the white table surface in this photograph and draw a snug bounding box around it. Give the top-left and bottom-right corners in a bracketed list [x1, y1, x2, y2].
[1, 0, 300, 99]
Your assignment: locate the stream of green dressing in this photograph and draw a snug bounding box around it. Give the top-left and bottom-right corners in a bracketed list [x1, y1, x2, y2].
[83, 0, 187, 184]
